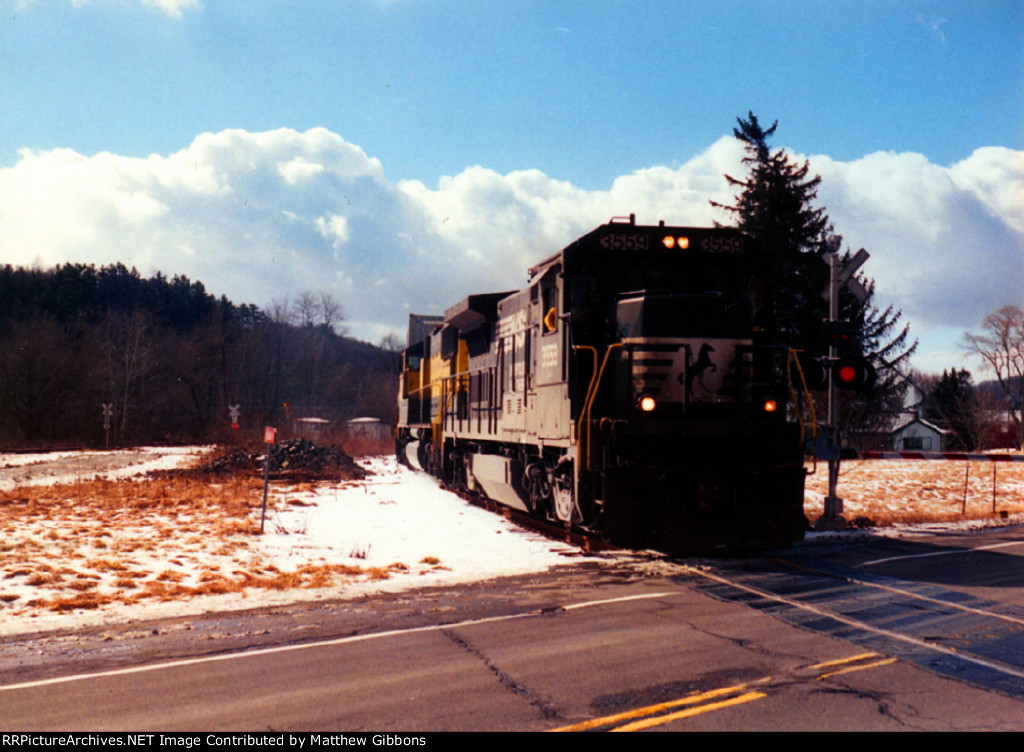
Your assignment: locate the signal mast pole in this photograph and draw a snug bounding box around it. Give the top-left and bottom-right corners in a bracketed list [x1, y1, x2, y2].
[817, 239, 870, 530]
[821, 249, 844, 527]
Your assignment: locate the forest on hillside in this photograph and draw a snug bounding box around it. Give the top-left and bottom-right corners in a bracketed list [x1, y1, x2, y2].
[0, 263, 398, 446]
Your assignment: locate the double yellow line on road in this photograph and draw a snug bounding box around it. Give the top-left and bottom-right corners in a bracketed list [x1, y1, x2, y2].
[549, 652, 895, 732]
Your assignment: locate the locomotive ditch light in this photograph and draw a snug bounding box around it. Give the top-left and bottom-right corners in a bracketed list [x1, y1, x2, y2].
[638, 395, 657, 412]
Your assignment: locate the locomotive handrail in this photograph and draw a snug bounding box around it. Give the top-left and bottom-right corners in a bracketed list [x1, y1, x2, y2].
[431, 374, 463, 471]
[578, 343, 623, 471]
[787, 348, 820, 446]
[574, 345, 598, 469]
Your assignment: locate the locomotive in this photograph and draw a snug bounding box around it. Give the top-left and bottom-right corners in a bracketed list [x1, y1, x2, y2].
[396, 216, 807, 553]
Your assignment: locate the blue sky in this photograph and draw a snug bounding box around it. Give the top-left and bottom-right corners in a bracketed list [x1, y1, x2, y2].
[4, 1, 1019, 184]
[1, 0, 1022, 374]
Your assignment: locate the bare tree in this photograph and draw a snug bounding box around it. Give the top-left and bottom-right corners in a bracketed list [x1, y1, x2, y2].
[319, 291, 345, 333]
[963, 305, 1024, 449]
[100, 310, 165, 441]
[292, 291, 320, 328]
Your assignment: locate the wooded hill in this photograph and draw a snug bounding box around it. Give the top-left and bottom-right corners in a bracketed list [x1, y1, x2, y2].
[0, 263, 398, 446]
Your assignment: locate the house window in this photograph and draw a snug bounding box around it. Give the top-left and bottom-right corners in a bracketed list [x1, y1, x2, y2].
[903, 436, 931, 451]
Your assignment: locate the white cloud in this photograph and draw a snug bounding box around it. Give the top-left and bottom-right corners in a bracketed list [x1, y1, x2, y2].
[11, 0, 201, 17]
[810, 147, 1024, 332]
[0, 127, 1020, 372]
[138, 0, 200, 18]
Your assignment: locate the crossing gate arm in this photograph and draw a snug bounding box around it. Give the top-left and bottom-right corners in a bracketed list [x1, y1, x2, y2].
[855, 451, 1024, 462]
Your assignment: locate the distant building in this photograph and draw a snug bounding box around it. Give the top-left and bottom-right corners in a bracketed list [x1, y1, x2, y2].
[295, 417, 330, 439]
[890, 416, 952, 452]
[345, 417, 390, 442]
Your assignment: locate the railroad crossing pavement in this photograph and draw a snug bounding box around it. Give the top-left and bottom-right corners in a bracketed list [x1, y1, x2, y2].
[3, 549, 1024, 731]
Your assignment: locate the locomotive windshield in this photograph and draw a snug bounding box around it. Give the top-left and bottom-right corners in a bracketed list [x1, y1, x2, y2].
[616, 293, 753, 339]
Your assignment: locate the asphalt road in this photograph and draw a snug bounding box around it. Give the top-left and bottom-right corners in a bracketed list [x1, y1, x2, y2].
[3, 527, 1024, 732]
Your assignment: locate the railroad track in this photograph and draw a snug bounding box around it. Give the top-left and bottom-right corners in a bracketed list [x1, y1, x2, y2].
[452, 484, 620, 554]
[683, 549, 1024, 701]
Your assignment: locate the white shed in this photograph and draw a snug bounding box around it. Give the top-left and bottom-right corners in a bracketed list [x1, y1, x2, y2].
[890, 416, 952, 452]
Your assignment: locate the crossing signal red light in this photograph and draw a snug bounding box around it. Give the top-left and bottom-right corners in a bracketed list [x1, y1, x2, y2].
[832, 358, 876, 393]
[827, 320, 859, 349]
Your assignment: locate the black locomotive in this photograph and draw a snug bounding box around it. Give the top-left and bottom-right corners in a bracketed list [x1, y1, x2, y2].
[396, 216, 806, 553]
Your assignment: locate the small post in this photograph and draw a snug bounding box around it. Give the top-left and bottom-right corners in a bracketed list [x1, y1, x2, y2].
[101, 403, 113, 449]
[261, 426, 277, 533]
[992, 462, 998, 514]
[961, 462, 970, 515]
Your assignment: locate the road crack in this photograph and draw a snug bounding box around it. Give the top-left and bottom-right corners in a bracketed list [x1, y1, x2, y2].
[442, 628, 562, 720]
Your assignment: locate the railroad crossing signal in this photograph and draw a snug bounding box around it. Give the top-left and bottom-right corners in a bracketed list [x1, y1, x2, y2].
[821, 246, 870, 303]
[101, 403, 114, 448]
[797, 354, 876, 393]
[229, 403, 240, 430]
[819, 240, 871, 531]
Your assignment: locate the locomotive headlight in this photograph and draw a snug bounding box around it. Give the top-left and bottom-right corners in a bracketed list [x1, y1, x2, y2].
[638, 395, 657, 412]
[661, 235, 690, 250]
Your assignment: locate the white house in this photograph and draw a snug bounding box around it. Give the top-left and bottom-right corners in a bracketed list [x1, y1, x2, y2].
[890, 415, 953, 452]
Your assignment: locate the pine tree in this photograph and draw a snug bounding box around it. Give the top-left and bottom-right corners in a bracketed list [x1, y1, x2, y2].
[923, 368, 980, 449]
[711, 113, 831, 349]
[712, 112, 916, 432]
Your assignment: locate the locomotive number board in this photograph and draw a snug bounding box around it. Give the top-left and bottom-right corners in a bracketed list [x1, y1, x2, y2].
[597, 231, 745, 254]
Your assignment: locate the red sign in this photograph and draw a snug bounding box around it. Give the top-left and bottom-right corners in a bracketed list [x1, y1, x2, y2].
[264, 426, 277, 444]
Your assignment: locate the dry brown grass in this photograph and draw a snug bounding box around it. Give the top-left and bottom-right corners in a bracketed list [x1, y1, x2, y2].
[805, 459, 1024, 526]
[0, 469, 421, 615]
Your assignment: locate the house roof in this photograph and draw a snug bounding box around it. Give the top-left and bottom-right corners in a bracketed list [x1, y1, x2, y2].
[890, 416, 953, 436]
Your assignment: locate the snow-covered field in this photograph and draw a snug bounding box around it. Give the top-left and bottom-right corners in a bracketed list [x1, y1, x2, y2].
[0, 449, 586, 636]
[2, 446, 1022, 638]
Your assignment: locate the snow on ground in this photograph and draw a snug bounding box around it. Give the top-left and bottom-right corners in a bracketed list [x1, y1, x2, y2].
[0, 447, 214, 492]
[2, 446, 1023, 638]
[0, 450, 588, 636]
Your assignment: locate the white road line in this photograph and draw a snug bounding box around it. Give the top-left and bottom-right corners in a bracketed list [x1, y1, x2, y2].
[863, 540, 1024, 566]
[0, 592, 676, 693]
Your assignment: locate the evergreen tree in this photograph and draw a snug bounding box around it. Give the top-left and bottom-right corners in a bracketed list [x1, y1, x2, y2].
[711, 113, 831, 348]
[923, 368, 980, 449]
[712, 112, 916, 431]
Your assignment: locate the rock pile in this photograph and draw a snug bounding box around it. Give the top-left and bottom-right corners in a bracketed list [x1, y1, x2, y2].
[198, 438, 367, 481]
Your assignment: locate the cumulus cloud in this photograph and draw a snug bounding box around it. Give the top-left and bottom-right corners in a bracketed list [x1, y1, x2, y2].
[810, 147, 1024, 330]
[1, 127, 1020, 367]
